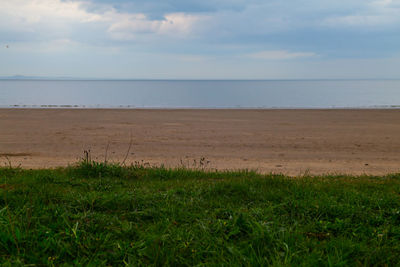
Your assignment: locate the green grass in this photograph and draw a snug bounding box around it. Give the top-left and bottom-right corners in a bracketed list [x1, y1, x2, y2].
[1, 161, 400, 266]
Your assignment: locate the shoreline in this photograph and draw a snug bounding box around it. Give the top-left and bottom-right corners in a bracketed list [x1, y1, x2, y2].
[1, 108, 400, 175]
[2, 106, 400, 110]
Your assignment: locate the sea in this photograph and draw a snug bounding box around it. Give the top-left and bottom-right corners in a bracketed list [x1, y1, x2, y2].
[0, 79, 400, 109]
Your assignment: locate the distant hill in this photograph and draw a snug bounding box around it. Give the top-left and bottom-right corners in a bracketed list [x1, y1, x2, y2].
[0, 75, 41, 80]
[0, 75, 80, 80]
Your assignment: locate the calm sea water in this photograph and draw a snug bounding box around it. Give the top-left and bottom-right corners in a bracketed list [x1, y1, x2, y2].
[0, 80, 400, 108]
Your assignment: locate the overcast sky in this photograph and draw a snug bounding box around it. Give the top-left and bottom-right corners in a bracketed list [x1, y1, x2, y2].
[0, 0, 399, 79]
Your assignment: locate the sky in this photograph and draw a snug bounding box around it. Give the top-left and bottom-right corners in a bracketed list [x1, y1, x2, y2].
[0, 0, 399, 79]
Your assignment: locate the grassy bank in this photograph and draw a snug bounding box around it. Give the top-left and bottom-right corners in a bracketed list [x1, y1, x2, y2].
[1, 162, 400, 266]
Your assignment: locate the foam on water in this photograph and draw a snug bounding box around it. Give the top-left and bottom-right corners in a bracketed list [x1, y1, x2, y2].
[1, 79, 399, 108]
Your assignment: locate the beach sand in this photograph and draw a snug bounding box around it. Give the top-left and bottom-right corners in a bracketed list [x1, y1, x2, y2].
[0, 109, 399, 175]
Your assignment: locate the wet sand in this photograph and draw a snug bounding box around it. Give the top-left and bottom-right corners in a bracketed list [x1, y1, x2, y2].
[0, 109, 399, 175]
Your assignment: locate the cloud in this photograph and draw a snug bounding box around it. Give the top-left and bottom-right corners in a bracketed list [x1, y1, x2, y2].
[107, 12, 208, 40]
[323, 15, 398, 27]
[0, 0, 105, 46]
[322, 0, 400, 27]
[2, 0, 400, 45]
[1, 0, 400, 78]
[247, 50, 316, 60]
[89, 0, 259, 16]
[0, 0, 102, 26]
[175, 54, 213, 62]
[0, 0, 209, 45]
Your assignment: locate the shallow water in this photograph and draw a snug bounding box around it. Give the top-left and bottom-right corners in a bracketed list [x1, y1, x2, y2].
[0, 79, 400, 108]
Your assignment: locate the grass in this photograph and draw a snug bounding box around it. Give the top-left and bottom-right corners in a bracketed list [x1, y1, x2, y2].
[1, 160, 400, 266]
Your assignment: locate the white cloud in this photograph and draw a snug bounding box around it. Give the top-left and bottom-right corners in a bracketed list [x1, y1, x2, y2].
[247, 50, 316, 60]
[41, 38, 80, 51]
[0, 0, 207, 45]
[322, 0, 400, 27]
[107, 12, 207, 40]
[175, 54, 213, 62]
[7, 38, 82, 53]
[323, 15, 396, 27]
[372, 0, 400, 8]
[2, 0, 399, 46]
[1, 0, 400, 80]
[0, 0, 102, 27]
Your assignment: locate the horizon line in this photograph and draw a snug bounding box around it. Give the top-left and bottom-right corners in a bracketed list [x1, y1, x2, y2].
[1, 76, 399, 81]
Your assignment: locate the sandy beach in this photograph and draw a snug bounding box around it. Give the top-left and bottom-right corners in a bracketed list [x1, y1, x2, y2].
[0, 108, 399, 175]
